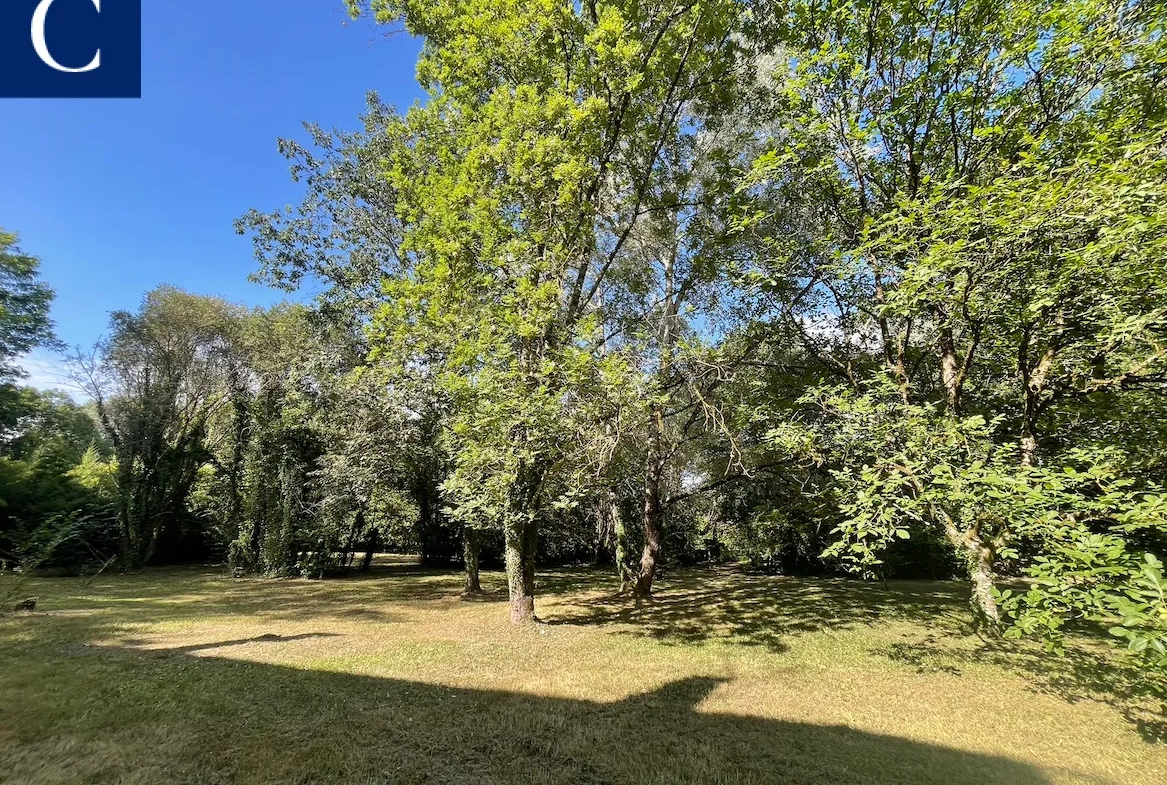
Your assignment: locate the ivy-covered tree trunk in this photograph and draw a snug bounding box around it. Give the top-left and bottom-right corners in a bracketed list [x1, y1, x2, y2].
[226, 369, 250, 546]
[264, 455, 301, 576]
[504, 516, 537, 623]
[462, 528, 481, 593]
[111, 425, 166, 571]
[118, 518, 152, 571]
[592, 500, 611, 566]
[115, 451, 182, 571]
[611, 494, 636, 592]
[115, 457, 143, 569]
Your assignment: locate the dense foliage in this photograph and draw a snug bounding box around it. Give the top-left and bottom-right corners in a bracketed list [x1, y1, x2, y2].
[0, 231, 114, 575]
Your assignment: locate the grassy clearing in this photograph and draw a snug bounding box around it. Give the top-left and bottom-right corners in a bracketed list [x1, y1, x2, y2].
[1, 559, 1165, 785]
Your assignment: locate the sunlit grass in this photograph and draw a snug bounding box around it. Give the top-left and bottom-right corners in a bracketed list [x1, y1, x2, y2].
[1, 559, 1164, 784]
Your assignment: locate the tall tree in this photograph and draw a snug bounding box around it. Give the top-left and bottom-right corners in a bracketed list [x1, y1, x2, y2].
[330, 0, 746, 621]
[0, 230, 56, 378]
[743, 0, 1167, 629]
[74, 287, 238, 569]
[0, 229, 58, 427]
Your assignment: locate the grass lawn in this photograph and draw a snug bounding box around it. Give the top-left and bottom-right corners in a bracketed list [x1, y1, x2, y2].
[2, 559, 1165, 785]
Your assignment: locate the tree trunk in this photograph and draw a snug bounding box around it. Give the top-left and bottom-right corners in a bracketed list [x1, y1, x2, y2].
[227, 368, 249, 538]
[416, 490, 433, 564]
[463, 528, 481, 593]
[937, 507, 1002, 635]
[1020, 354, 1048, 467]
[966, 541, 1002, 635]
[938, 325, 963, 416]
[634, 441, 665, 599]
[875, 273, 912, 403]
[612, 495, 636, 592]
[1018, 316, 1060, 467]
[708, 513, 722, 565]
[593, 500, 611, 566]
[504, 516, 537, 623]
[115, 459, 144, 570]
[119, 506, 158, 572]
[1019, 429, 1039, 468]
[634, 239, 677, 599]
[360, 524, 378, 572]
[120, 528, 144, 571]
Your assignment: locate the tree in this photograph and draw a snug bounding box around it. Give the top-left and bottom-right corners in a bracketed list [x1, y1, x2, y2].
[0, 230, 56, 382]
[869, 126, 1167, 466]
[208, 0, 1167, 679]
[0, 389, 115, 573]
[236, 97, 407, 324]
[742, 0, 1167, 632]
[327, 0, 747, 621]
[308, 363, 423, 577]
[0, 229, 58, 432]
[74, 287, 239, 569]
[0, 231, 110, 573]
[746, 0, 1161, 410]
[614, 93, 760, 598]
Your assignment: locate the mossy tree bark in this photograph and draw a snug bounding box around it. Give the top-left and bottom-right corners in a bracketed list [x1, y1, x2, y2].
[504, 517, 537, 622]
[463, 528, 481, 593]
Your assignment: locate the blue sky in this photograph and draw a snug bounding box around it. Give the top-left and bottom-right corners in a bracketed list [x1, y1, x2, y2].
[1, 1, 424, 390]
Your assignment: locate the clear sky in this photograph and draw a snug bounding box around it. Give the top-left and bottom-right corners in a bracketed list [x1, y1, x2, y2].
[1, 1, 423, 389]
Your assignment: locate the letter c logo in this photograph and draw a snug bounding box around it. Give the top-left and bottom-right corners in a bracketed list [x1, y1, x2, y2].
[32, 0, 102, 74]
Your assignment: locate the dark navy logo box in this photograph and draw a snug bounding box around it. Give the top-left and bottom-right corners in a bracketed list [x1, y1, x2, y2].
[0, 0, 141, 98]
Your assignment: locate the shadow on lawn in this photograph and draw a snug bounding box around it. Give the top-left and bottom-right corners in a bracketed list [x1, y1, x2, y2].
[0, 639, 1056, 785]
[881, 635, 1167, 744]
[544, 566, 1167, 743]
[543, 565, 969, 652]
[12, 561, 1162, 748]
[118, 631, 342, 654]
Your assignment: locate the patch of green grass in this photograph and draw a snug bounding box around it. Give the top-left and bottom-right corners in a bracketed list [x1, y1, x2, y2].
[1, 560, 1164, 784]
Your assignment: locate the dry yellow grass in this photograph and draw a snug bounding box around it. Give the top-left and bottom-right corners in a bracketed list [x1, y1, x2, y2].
[1, 558, 1165, 784]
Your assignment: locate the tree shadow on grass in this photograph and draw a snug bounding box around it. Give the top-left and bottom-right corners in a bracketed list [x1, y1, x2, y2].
[0, 640, 1059, 785]
[548, 567, 1166, 744]
[879, 635, 1167, 744]
[13, 563, 1160, 750]
[544, 565, 969, 653]
[459, 589, 510, 603]
[117, 632, 342, 654]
